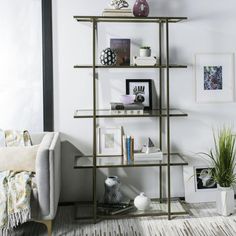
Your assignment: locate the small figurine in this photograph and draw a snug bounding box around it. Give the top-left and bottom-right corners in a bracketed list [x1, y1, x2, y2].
[142, 137, 160, 154]
[110, 0, 129, 9]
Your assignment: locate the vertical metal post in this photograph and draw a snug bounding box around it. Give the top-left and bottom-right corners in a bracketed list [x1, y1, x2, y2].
[165, 19, 171, 220]
[92, 18, 97, 223]
[159, 22, 163, 203]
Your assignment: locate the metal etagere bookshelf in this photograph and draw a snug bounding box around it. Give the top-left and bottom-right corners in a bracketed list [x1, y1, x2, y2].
[73, 16, 188, 222]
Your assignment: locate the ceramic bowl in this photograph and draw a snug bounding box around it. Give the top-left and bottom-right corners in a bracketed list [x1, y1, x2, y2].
[120, 95, 136, 105]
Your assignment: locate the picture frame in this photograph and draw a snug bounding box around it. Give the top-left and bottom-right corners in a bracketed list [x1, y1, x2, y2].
[126, 79, 152, 110]
[183, 164, 218, 203]
[194, 167, 217, 192]
[195, 53, 235, 103]
[97, 127, 123, 155]
[110, 39, 130, 66]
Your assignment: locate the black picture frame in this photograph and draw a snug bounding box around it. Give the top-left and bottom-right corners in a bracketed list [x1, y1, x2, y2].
[195, 167, 217, 191]
[42, 0, 54, 131]
[126, 79, 152, 110]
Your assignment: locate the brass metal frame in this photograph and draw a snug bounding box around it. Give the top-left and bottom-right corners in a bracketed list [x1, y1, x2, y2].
[74, 64, 187, 68]
[74, 16, 188, 222]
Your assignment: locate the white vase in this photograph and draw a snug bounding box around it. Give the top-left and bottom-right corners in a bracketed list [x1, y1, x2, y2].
[139, 48, 151, 57]
[216, 186, 234, 216]
[134, 192, 151, 210]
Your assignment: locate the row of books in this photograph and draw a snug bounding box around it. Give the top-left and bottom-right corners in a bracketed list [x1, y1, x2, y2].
[110, 102, 144, 115]
[123, 135, 134, 164]
[102, 8, 133, 17]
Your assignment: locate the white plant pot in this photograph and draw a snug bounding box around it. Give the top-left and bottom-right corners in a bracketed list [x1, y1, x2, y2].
[139, 48, 151, 57]
[216, 186, 234, 216]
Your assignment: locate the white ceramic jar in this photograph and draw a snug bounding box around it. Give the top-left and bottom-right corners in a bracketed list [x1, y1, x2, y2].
[134, 192, 151, 210]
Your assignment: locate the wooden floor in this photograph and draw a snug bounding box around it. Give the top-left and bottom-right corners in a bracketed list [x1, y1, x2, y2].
[6, 201, 236, 236]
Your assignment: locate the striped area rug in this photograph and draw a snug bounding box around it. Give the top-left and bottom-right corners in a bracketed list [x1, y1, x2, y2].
[8, 203, 236, 235]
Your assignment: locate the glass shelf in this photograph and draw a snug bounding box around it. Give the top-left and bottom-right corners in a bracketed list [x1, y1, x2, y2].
[74, 64, 187, 69]
[74, 153, 188, 169]
[74, 109, 188, 119]
[74, 16, 187, 23]
[75, 199, 188, 220]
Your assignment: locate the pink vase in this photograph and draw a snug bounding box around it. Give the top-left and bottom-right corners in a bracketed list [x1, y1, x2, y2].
[133, 0, 149, 17]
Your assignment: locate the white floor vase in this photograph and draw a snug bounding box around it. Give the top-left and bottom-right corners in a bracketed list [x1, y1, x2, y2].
[216, 186, 235, 216]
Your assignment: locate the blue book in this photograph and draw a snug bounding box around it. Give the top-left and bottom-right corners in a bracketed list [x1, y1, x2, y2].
[127, 136, 131, 163]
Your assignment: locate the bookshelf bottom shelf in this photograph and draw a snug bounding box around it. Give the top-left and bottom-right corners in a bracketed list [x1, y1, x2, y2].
[75, 199, 189, 220]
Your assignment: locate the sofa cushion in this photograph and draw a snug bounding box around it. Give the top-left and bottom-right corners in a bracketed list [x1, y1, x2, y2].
[0, 145, 39, 172]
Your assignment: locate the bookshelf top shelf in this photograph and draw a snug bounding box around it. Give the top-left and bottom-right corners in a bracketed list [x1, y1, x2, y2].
[74, 16, 187, 23]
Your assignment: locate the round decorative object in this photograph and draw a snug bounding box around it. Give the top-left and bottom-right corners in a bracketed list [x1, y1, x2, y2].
[133, 0, 149, 17]
[104, 176, 122, 204]
[134, 192, 151, 210]
[100, 48, 117, 66]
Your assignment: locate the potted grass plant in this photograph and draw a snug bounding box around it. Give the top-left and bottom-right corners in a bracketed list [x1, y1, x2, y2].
[204, 127, 236, 216]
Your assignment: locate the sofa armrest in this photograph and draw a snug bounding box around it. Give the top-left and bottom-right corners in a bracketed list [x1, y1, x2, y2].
[35, 132, 61, 219]
[49, 132, 61, 219]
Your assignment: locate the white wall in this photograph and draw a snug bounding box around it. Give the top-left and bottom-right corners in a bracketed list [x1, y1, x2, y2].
[0, 0, 43, 132]
[52, 0, 236, 202]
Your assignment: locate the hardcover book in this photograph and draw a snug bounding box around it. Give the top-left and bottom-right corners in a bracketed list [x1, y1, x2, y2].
[110, 39, 131, 66]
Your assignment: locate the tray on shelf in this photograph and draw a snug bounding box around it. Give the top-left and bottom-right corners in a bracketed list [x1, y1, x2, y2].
[75, 199, 188, 220]
[74, 109, 188, 118]
[74, 153, 188, 169]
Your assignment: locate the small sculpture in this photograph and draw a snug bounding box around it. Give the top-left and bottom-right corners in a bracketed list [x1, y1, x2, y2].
[104, 176, 123, 204]
[100, 48, 117, 66]
[110, 0, 129, 9]
[142, 137, 160, 154]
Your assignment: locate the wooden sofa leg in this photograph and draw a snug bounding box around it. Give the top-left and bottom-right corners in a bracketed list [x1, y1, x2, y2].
[37, 220, 52, 236]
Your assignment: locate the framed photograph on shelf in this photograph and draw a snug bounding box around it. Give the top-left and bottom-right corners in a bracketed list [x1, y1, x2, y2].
[110, 39, 130, 66]
[97, 127, 123, 155]
[195, 53, 235, 103]
[126, 79, 152, 110]
[184, 163, 217, 203]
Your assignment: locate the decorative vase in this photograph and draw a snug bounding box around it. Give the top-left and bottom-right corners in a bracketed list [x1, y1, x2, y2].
[134, 192, 151, 210]
[100, 48, 117, 66]
[104, 176, 122, 204]
[133, 0, 149, 17]
[216, 186, 234, 216]
[139, 48, 151, 57]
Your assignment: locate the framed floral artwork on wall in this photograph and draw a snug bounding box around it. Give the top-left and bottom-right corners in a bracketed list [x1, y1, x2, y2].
[195, 53, 235, 103]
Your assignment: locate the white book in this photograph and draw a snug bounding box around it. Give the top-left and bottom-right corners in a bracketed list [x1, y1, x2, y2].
[134, 151, 163, 161]
[133, 56, 158, 66]
[122, 135, 128, 164]
[102, 12, 134, 17]
[103, 8, 132, 12]
[110, 110, 144, 115]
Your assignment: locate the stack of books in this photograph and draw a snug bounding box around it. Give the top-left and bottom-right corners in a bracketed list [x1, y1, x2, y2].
[110, 102, 144, 115]
[123, 135, 134, 164]
[133, 56, 158, 66]
[102, 8, 133, 17]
